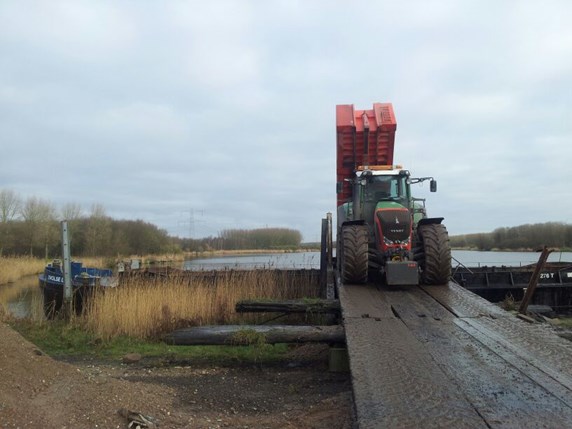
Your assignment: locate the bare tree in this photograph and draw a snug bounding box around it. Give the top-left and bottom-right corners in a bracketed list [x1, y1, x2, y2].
[0, 189, 22, 255]
[20, 196, 57, 257]
[60, 202, 83, 221]
[0, 189, 21, 222]
[85, 203, 112, 256]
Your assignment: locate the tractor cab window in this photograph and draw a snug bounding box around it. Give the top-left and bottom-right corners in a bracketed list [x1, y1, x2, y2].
[364, 175, 405, 202]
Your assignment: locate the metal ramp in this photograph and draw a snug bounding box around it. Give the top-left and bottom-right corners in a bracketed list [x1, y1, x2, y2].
[337, 278, 572, 428]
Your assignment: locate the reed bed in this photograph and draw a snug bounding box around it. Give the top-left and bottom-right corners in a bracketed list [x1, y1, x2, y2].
[80, 257, 107, 266]
[0, 256, 112, 286]
[0, 257, 46, 285]
[85, 270, 320, 340]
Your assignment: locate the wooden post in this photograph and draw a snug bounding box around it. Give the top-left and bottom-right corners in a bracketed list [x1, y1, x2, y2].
[325, 212, 336, 301]
[320, 213, 334, 299]
[326, 212, 333, 268]
[329, 345, 350, 372]
[320, 218, 328, 296]
[518, 246, 553, 314]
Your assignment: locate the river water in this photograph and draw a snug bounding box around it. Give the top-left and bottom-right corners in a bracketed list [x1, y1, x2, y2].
[183, 252, 321, 270]
[183, 250, 572, 270]
[0, 275, 44, 319]
[3, 250, 572, 319]
[452, 250, 572, 267]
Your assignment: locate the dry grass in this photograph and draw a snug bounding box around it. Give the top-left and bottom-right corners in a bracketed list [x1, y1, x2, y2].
[0, 256, 113, 286]
[0, 257, 46, 285]
[84, 270, 319, 340]
[78, 257, 109, 269]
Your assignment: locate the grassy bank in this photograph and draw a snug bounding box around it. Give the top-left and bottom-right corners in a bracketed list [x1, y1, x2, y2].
[8, 319, 291, 364]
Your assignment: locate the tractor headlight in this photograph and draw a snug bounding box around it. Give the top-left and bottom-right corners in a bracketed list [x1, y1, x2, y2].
[385, 237, 409, 245]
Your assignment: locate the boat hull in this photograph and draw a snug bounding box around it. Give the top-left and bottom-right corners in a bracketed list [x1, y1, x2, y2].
[38, 260, 116, 317]
[452, 263, 572, 312]
[39, 276, 94, 316]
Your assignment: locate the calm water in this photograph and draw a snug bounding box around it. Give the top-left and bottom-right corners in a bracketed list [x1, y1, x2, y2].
[452, 250, 572, 267]
[3, 250, 571, 318]
[184, 250, 572, 270]
[0, 275, 44, 320]
[184, 252, 320, 270]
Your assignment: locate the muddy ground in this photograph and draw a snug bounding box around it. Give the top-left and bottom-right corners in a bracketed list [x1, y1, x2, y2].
[0, 323, 353, 428]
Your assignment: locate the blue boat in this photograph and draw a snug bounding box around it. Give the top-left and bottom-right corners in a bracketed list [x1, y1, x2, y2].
[39, 259, 117, 316]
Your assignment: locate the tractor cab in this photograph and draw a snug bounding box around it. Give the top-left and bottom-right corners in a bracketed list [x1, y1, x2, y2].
[348, 167, 415, 275]
[358, 168, 411, 225]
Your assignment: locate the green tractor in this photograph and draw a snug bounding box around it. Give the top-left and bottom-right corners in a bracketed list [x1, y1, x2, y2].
[336, 103, 451, 285]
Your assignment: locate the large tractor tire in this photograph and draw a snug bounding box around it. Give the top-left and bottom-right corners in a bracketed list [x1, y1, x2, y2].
[415, 223, 451, 285]
[340, 224, 369, 284]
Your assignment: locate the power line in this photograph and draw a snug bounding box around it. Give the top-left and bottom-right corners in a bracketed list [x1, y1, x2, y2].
[180, 208, 204, 238]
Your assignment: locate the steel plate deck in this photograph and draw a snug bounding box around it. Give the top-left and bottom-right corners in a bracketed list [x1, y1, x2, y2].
[338, 279, 572, 429]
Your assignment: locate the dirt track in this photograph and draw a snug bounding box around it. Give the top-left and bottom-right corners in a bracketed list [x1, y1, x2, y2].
[0, 323, 352, 428]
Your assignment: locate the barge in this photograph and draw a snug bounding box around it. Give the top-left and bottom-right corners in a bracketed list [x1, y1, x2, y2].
[452, 262, 572, 313]
[39, 259, 116, 316]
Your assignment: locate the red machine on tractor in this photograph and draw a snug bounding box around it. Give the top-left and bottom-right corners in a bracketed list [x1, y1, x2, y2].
[336, 103, 451, 285]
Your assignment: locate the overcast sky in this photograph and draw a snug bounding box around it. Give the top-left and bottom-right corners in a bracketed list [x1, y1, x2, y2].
[1, 1, 571, 242]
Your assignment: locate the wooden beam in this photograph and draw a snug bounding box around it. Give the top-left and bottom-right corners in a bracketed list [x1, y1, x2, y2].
[235, 299, 340, 314]
[519, 246, 553, 314]
[164, 325, 345, 346]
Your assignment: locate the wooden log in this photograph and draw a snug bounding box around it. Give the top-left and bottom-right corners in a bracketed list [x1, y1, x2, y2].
[164, 325, 345, 346]
[516, 313, 536, 324]
[235, 299, 340, 314]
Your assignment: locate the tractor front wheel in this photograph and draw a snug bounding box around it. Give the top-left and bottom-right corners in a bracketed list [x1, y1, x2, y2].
[415, 223, 451, 285]
[340, 224, 369, 284]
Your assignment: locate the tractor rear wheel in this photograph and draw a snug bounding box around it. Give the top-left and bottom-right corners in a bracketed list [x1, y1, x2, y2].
[416, 223, 451, 285]
[340, 224, 369, 284]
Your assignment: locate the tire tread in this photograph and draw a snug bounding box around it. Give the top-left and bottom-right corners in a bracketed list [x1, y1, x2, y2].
[418, 224, 451, 285]
[341, 225, 369, 284]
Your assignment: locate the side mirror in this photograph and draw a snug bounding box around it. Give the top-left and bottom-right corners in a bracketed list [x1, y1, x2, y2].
[336, 182, 342, 193]
[430, 179, 437, 192]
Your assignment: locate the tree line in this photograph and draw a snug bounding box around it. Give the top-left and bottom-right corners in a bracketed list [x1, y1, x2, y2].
[0, 189, 176, 257]
[449, 222, 572, 251]
[174, 228, 302, 253]
[0, 189, 303, 257]
[217, 228, 302, 250]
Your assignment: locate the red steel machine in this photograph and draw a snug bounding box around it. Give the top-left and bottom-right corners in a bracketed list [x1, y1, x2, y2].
[336, 103, 451, 285]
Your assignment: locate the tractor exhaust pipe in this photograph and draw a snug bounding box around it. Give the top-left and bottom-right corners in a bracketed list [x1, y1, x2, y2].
[352, 180, 362, 221]
[351, 112, 370, 222]
[362, 111, 370, 168]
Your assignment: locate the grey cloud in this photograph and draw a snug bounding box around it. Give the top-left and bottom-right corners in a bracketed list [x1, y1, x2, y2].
[1, 1, 571, 241]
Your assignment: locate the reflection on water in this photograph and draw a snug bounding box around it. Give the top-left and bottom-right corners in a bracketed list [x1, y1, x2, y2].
[0, 275, 44, 320]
